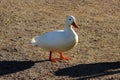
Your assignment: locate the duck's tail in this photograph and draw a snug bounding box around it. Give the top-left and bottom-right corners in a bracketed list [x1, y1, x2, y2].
[31, 36, 38, 46]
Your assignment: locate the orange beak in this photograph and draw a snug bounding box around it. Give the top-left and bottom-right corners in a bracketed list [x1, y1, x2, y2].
[72, 21, 78, 28]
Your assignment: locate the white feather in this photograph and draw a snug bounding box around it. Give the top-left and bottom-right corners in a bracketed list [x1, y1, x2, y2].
[31, 15, 78, 52]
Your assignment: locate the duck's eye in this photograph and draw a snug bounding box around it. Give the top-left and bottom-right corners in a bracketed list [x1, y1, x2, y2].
[69, 19, 71, 21]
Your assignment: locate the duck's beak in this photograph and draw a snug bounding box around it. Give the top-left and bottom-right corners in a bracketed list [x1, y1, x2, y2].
[72, 21, 78, 28]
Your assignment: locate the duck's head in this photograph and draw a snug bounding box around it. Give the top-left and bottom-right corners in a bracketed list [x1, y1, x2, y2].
[65, 15, 78, 28]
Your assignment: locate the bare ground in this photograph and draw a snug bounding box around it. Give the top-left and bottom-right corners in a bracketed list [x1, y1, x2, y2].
[0, 0, 120, 80]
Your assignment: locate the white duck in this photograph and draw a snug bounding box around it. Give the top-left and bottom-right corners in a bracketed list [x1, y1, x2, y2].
[31, 15, 78, 62]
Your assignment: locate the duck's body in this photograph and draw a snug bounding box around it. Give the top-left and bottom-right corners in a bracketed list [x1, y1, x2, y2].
[32, 27, 78, 52]
[31, 15, 78, 62]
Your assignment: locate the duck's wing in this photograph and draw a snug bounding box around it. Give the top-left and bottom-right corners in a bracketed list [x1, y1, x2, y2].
[33, 30, 66, 46]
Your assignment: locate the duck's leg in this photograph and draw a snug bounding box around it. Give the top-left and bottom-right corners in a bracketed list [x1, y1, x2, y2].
[49, 51, 58, 62]
[60, 52, 70, 60]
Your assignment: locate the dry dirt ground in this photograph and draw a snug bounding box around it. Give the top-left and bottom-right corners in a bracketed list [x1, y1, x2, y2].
[0, 0, 120, 80]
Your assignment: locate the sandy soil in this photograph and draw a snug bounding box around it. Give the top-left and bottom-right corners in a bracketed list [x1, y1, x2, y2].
[0, 0, 120, 80]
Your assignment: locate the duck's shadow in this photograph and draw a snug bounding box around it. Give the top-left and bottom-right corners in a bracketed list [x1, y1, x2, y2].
[0, 60, 49, 76]
[0, 60, 120, 79]
[55, 62, 120, 79]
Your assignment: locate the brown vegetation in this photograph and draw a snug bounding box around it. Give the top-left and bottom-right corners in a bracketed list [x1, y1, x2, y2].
[0, 0, 120, 80]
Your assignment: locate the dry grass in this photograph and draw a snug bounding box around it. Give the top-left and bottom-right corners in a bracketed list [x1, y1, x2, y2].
[0, 0, 120, 80]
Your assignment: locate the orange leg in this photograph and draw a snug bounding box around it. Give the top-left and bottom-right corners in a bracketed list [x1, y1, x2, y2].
[49, 51, 58, 62]
[60, 52, 70, 60]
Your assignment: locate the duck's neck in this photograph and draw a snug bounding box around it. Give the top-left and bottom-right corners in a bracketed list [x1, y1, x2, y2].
[64, 24, 77, 37]
[64, 24, 74, 33]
